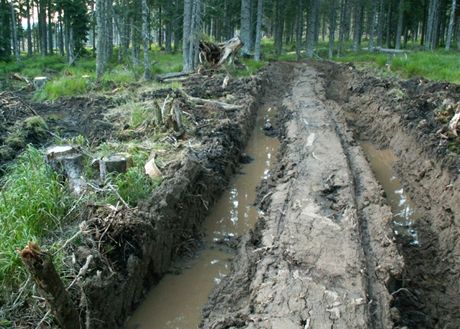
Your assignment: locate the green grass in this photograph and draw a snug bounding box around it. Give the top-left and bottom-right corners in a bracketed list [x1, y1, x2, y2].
[0, 146, 71, 299]
[335, 50, 460, 84]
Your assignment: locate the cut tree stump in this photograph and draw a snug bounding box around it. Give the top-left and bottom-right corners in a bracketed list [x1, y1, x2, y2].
[93, 153, 133, 182]
[33, 77, 48, 90]
[20, 242, 81, 329]
[46, 145, 86, 195]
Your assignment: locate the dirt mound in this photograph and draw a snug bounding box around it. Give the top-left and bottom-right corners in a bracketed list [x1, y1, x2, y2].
[57, 72, 265, 329]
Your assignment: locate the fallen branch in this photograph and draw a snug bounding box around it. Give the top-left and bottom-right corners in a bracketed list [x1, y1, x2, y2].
[156, 72, 190, 83]
[178, 89, 243, 110]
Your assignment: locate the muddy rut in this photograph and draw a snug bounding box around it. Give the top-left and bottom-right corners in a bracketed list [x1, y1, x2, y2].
[201, 63, 405, 329]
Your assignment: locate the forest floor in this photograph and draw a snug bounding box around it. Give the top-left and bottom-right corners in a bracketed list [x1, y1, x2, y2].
[1, 61, 460, 329]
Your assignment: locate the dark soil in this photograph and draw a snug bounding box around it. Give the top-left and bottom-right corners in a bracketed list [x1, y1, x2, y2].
[318, 61, 460, 328]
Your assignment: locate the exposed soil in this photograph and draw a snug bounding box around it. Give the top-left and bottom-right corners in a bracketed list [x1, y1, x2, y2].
[200, 62, 459, 329]
[4, 62, 460, 329]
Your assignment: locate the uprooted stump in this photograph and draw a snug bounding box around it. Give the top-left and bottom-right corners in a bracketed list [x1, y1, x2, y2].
[46, 145, 86, 195]
[20, 242, 81, 329]
[199, 36, 243, 67]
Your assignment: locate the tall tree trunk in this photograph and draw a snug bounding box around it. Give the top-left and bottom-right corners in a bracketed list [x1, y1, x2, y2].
[376, 0, 384, 47]
[369, 0, 377, 50]
[446, 0, 457, 50]
[241, 0, 252, 55]
[182, 0, 192, 72]
[274, 0, 284, 56]
[141, 0, 151, 79]
[10, 1, 19, 61]
[106, 0, 113, 62]
[58, 10, 64, 56]
[329, 0, 337, 59]
[173, 0, 181, 53]
[48, 0, 53, 54]
[456, 15, 460, 49]
[306, 0, 320, 57]
[352, 0, 363, 52]
[254, 0, 263, 61]
[295, 0, 303, 60]
[188, 0, 202, 69]
[96, 0, 107, 79]
[27, 0, 32, 56]
[395, 0, 404, 49]
[338, 0, 348, 55]
[165, 1, 172, 53]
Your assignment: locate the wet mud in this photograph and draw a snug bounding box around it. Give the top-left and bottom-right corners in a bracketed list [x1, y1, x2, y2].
[4, 61, 460, 329]
[319, 61, 460, 328]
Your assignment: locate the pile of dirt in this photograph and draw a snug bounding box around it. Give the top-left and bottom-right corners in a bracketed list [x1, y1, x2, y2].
[318, 61, 460, 328]
[55, 71, 265, 329]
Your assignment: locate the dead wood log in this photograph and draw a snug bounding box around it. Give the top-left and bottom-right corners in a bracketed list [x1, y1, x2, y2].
[178, 89, 243, 110]
[11, 73, 31, 85]
[19, 242, 81, 329]
[46, 145, 86, 195]
[199, 36, 243, 67]
[155, 72, 190, 83]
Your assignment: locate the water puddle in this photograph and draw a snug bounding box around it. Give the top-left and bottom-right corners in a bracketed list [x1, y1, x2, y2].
[127, 107, 280, 329]
[361, 142, 420, 246]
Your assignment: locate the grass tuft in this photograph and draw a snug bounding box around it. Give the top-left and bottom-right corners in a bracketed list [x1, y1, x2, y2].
[0, 146, 71, 300]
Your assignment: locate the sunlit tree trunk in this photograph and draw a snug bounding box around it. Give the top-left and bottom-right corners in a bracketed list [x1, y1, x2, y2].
[254, 0, 263, 61]
[26, 0, 32, 56]
[241, 0, 252, 55]
[446, 0, 457, 50]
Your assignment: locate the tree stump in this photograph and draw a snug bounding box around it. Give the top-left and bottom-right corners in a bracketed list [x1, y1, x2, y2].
[46, 145, 86, 195]
[33, 77, 48, 90]
[93, 153, 132, 182]
[20, 242, 81, 329]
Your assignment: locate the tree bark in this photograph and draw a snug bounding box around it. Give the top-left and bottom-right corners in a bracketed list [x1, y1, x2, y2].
[48, 0, 53, 55]
[241, 0, 252, 55]
[352, 0, 363, 52]
[369, 0, 377, 50]
[295, 0, 303, 60]
[20, 242, 81, 329]
[96, 0, 107, 79]
[26, 0, 32, 56]
[10, 1, 20, 61]
[446, 0, 457, 50]
[182, 0, 192, 72]
[376, 0, 384, 47]
[141, 0, 152, 80]
[306, 0, 319, 57]
[395, 0, 404, 49]
[328, 0, 337, 59]
[254, 0, 263, 61]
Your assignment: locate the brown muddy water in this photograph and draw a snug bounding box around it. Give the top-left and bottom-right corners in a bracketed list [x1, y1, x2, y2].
[361, 142, 420, 246]
[127, 107, 280, 329]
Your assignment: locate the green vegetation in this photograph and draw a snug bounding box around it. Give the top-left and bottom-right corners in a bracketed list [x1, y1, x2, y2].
[335, 50, 460, 84]
[0, 146, 71, 296]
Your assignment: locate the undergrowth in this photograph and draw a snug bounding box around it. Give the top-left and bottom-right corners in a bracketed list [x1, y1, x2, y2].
[0, 146, 71, 301]
[335, 50, 460, 84]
